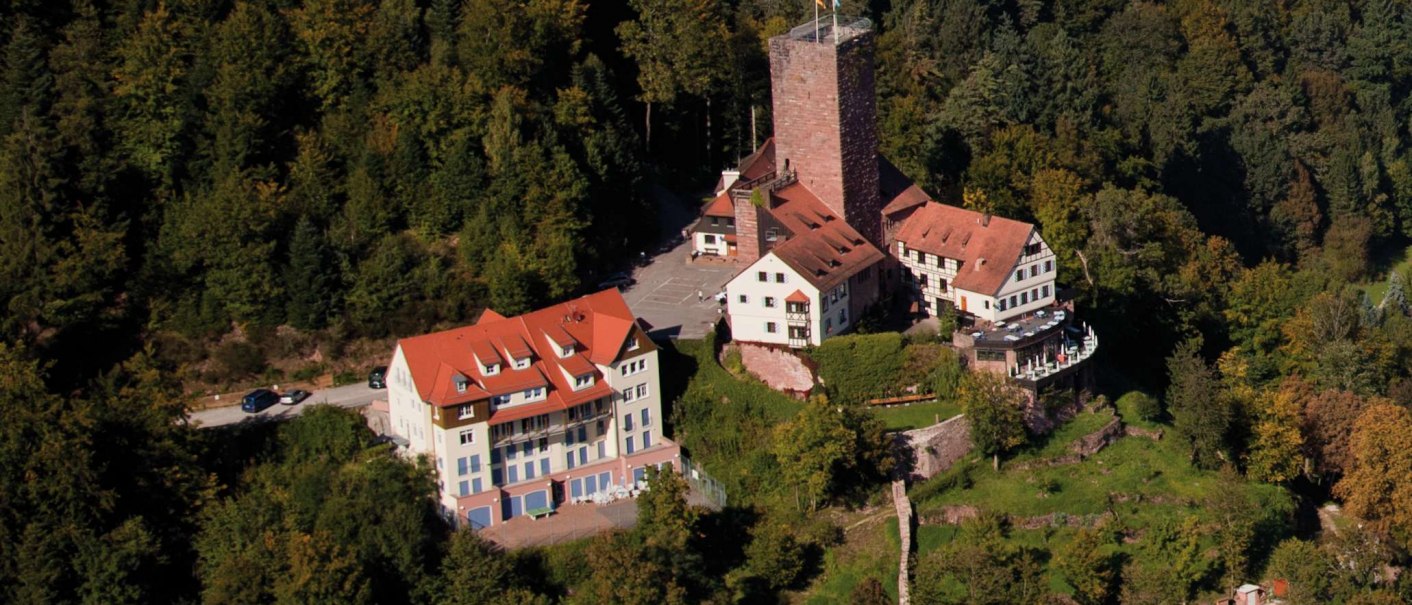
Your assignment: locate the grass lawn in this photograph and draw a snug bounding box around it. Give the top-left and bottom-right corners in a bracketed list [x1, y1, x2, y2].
[672, 338, 802, 422]
[873, 400, 962, 431]
[799, 517, 900, 604]
[1361, 243, 1412, 302]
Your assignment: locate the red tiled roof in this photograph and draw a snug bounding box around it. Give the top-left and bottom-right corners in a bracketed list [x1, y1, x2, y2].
[764, 182, 885, 291]
[894, 202, 1036, 296]
[785, 289, 809, 303]
[739, 138, 776, 181]
[703, 192, 734, 217]
[879, 156, 929, 216]
[397, 289, 639, 409]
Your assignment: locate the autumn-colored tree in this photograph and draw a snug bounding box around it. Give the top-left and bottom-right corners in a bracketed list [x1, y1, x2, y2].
[1246, 376, 1308, 484]
[1334, 403, 1412, 545]
[1054, 527, 1116, 605]
[1304, 388, 1377, 478]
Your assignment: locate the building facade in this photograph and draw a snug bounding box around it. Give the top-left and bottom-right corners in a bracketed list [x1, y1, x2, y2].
[386, 289, 679, 529]
[891, 202, 1057, 324]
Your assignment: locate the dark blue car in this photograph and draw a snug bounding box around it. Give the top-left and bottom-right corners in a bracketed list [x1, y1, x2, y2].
[241, 389, 279, 413]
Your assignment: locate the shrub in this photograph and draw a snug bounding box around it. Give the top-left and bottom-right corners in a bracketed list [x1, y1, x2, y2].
[292, 364, 326, 382]
[213, 340, 267, 380]
[811, 333, 906, 403]
[1116, 391, 1161, 423]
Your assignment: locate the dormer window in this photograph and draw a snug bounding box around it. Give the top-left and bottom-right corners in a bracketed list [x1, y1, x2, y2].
[492, 394, 511, 407]
[574, 374, 594, 390]
[513, 357, 530, 370]
[484, 363, 499, 376]
[458, 405, 473, 419]
[627, 338, 640, 352]
[560, 344, 574, 358]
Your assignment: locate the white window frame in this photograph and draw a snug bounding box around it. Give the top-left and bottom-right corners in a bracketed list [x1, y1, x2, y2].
[636, 384, 648, 398]
[459, 429, 474, 445]
[513, 357, 531, 370]
[458, 405, 474, 419]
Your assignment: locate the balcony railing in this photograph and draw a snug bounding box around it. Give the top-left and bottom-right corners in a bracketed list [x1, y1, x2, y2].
[1009, 324, 1098, 384]
[491, 409, 611, 445]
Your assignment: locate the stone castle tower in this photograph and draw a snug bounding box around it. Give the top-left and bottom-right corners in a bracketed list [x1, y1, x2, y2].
[768, 18, 882, 246]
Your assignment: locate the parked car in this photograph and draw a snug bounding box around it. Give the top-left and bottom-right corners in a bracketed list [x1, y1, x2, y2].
[241, 389, 279, 413]
[597, 272, 636, 290]
[280, 389, 311, 405]
[369, 366, 387, 389]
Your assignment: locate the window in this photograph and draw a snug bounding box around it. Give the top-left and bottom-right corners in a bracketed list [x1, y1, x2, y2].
[1030, 265, 1038, 278]
[710, 216, 719, 226]
[459, 429, 474, 445]
[1015, 270, 1024, 282]
[919, 274, 928, 287]
[757, 271, 767, 282]
[567, 428, 576, 446]
[484, 363, 499, 375]
[738, 294, 748, 304]
[765, 321, 777, 333]
[455, 379, 467, 394]
[539, 458, 549, 476]
[505, 444, 517, 460]
[560, 344, 574, 357]
[578, 426, 588, 442]
[642, 431, 652, 449]
[636, 384, 649, 398]
[457, 457, 469, 476]
[620, 359, 647, 376]
[626, 436, 636, 454]
[628, 338, 641, 351]
[1024, 242, 1042, 256]
[1009, 295, 1017, 308]
[458, 480, 469, 497]
[522, 441, 533, 456]
[622, 387, 637, 403]
[566, 453, 576, 470]
[624, 413, 634, 431]
[507, 465, 519, 484]
[491, 448, 501, 464]
[513, 357, 530, 370]
[704, 234, 717, 244]
[977, 349, 1006, 362]
[1021, 292, 1029, 304]
[458, 405, 473, 419]
[471, 478, 482, 494]
[786, 301, 807, 313]
[492, 468, 503, 485]
[492, 394, 510, 407]
[838, 309, 848, 325]
[524, 462, 535, 479]
[492, 423, 514, 441]
[999, 299, 1007, 311]
[775, 272, 786, 283]
[597, 441, 606, 459]
[1045, 260, 1053, 273]
[523, 386, 545, 400]
[984, 300, 991, 309]
[470, 455, 481, 473]
[574, 374, 593, 389]
[938, 278, 948, 292]
[641, 409, 651, 426]
[825, 318, 833, 333]
[539, 437, 548, 452]
[1042, 285, 1050, 298]
[789, 326, 808, 339]
[763, 296, 776, 308]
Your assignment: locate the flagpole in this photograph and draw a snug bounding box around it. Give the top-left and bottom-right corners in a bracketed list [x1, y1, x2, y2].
[814, 0, 819, 42]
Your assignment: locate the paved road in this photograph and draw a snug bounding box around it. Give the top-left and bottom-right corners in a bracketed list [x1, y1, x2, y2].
[189, 382, 383, 428]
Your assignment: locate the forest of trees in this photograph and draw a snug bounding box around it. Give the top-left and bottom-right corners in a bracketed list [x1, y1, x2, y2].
[11, 0, 1412, 602]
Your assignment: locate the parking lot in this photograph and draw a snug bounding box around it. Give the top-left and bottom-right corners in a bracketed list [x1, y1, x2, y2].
[620, 240, 738, 341]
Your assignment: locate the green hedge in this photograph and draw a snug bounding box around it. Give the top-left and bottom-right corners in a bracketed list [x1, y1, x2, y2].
[811, 333, 907, 404]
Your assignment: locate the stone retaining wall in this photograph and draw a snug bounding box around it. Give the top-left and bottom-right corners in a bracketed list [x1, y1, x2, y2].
[735, 343, 814, 396]
[897, 415, 973, 480]
[892, 480, 912, 605]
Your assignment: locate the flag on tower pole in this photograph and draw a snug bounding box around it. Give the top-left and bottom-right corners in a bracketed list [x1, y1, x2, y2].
[833, 0, 840, 44]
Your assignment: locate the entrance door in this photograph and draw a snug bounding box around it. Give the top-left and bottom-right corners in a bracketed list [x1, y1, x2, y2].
[960, 296, 968, 312]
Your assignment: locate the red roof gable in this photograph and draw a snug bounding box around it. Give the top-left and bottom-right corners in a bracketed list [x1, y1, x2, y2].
[893, 202, 1036, 296]
[703, 192, 734, 217]
[764, 182, 885, 291]
[397, 289, 639, 410]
